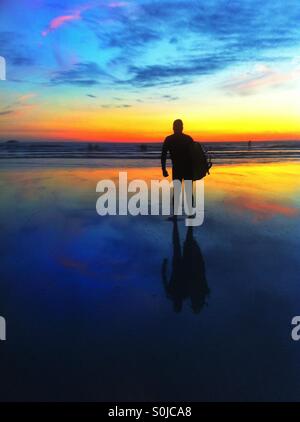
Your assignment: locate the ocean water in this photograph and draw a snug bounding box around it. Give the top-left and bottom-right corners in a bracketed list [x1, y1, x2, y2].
[1, 140, 300, 164]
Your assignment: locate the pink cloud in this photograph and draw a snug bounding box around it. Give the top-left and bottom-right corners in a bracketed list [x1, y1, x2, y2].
[42, 15, 80, 37]
[108, 1, 128, 7]
[18, 93, 36, 102]
[223, 65, 300, 95]
[42, 1, 130, 36]
[42, 4, 92, 37]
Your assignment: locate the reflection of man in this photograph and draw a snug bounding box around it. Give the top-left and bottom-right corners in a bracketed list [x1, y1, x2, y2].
[161, 220, 209, 314]
[161, 119, 194, 181]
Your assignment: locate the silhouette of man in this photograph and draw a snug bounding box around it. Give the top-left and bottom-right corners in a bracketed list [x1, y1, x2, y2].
[161, 220, 209, 314]
[161, 119, 194, 181]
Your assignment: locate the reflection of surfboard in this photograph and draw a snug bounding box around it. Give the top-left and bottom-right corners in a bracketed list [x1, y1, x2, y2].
[190, 142, 212, 180]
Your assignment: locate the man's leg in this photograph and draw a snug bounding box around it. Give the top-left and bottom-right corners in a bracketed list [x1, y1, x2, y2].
[183, 178, 195, 216]
[171, 171, 183, 219]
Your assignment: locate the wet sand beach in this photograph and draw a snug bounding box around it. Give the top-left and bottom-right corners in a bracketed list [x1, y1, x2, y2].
[0, 158, 300, 401]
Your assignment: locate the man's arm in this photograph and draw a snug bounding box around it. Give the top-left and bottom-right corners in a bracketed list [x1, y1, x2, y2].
[161, 138, 169, 177]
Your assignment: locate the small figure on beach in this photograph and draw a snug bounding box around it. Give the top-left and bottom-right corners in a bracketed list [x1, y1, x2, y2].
[248, 140, 252, 150]
[161, 118, 212, 182]
[161, 119, 195, 219]
[160, 119, 211, 221]
[161, 119, 194, 181]
[161, 220, 209, 314]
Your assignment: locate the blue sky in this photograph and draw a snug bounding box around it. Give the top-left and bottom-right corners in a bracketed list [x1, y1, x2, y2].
[1, 0, 300, 141]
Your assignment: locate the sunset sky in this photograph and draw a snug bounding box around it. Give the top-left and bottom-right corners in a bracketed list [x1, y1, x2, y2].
[1, 0, 300, 142]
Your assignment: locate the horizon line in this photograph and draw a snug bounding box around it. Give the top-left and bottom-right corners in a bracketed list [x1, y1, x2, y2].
[1, 138, 300, 144]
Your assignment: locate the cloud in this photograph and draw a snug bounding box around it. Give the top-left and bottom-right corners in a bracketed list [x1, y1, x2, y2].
[0, 92, 37, 117]
[186, 0, 300, 60]
[42, 1, 130, 37]
[162, 94, 179, 101]
[4, 0, 300, 92]
[50, 61, 106, 86]
[0, 32, 35, 67]
[42, 14, 81, 37]
[126, 53, 235, 87]
[18, 93, 36, 102]
[96, 22, 160, 49]
[223, 64, 300, 95]
[0, 110, 14, 116]
[108, 2, 129, 8]
[87, 94, 97, 98]
[82, 0, 300, 88]
[42, 3, 92, 37]
[101, 104, 131, 108]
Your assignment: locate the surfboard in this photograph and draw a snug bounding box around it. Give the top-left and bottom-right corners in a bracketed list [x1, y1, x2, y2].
[190, 142, 212, 180]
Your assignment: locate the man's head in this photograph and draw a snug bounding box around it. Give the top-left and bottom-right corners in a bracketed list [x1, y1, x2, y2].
[173, 119, 183, 134]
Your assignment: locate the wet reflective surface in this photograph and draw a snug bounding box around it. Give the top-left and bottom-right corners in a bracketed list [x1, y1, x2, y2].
[0, 161, 300, 401]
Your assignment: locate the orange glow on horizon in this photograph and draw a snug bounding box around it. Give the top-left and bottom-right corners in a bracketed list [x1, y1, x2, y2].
[3, 129, 300, 142]
[2, 93, 300, 142]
